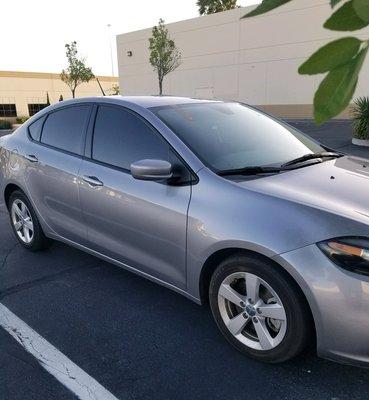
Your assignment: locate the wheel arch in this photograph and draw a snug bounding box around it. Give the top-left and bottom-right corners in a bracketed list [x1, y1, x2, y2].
[4, 183, 24, 209]
[199, 247, 316, 341]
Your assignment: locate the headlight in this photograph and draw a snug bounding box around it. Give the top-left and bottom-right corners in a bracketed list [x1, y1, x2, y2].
[317, 237, 369, 277]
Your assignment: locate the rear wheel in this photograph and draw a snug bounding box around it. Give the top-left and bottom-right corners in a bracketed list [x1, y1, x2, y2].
[209, 254, 311, 363]
[9, 190, 51, 251]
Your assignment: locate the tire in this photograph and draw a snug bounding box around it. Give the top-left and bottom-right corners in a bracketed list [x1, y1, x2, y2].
[8, 190, 51, 251]
[209, 253, 311, 363]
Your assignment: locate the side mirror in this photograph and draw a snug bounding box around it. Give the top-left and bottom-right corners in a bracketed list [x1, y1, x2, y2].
[130, 159, 173, 181]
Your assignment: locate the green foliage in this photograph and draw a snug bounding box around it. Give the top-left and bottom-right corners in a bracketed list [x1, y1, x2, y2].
[16, 116, 29, 124]
[60, 41, 94, 98]
[354, 0, 369, 21]
[351, 96, 369, 139]
[110, 84, 120, 95]
[149, 19, 181, 95]
[0, 120, 12, 129]
[314, 48, 367, 123]
[242, 0, 292, 18]
[197, 0, 238, 15]
[242, 0, 369, 124]
[330, 0, 344, 7]
[324, 1, 369, 31]
[298, 37, 362, 75]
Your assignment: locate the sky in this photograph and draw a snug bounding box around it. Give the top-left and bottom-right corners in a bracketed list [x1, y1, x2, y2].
[1, 0, 259, 77]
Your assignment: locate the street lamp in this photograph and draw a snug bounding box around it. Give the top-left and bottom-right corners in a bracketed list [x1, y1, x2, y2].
[107, 24, 114, 77]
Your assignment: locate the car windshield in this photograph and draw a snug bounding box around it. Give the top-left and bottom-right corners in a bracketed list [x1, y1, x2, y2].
[150, 102, 325, 172]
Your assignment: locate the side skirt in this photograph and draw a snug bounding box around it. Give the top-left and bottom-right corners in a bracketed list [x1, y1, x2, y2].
[47, 232, 202, 305]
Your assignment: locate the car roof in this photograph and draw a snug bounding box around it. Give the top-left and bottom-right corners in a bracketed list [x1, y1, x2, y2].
[115, 96, 221, 108]
[53, 95, 221, 109]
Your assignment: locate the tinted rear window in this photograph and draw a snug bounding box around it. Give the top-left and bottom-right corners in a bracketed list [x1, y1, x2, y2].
[28, 116, 46, 141]
[41, 106, 91, 155]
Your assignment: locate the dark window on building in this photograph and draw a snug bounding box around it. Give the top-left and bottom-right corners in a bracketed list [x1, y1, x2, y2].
[41, 105, 91, 155]
[28, 116, 46, 141]
[0, 104, 17, 117]
[92, 105, 169, 170]
[28, 104, 48, 117]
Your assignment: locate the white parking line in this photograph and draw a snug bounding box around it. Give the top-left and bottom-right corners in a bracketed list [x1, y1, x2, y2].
[0, 303, 120, 400]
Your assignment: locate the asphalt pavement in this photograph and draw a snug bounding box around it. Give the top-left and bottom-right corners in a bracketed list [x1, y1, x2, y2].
[1, 121, 369, 400]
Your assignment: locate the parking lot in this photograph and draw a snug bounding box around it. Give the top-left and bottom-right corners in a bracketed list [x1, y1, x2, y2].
[1, 121, 369, 400]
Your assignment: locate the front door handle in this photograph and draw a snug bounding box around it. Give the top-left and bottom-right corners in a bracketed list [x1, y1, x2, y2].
[82, 175, 104, 187]
[24, 154, 38, 163]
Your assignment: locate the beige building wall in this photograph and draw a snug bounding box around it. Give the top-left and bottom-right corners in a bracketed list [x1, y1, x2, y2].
[0, 71, 118, 119]
[117, 0, 369, 119]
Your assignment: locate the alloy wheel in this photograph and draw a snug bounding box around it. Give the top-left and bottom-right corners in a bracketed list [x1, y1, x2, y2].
[11, 199, 34, 244]
[217, 271, 287, 351]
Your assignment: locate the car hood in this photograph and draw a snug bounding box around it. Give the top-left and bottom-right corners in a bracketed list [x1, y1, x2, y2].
[238, 156, 369, 224]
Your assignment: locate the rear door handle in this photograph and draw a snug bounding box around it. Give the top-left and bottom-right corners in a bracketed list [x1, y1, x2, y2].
[82, 175, 104, 187]
[24, 154, 38, 163]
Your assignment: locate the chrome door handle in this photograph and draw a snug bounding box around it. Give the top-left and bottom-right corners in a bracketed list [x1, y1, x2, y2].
[24, 154, 38, 163]
[82, 175, 104, 187]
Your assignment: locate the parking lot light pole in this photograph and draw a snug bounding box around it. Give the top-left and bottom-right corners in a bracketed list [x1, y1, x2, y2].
[107, 24, 115, 77]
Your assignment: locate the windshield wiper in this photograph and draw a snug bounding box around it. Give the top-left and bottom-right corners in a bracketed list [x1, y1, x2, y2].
[281, 151, 342, 167]
[217, 151, 343, 176]
[217, 166, 284, 176]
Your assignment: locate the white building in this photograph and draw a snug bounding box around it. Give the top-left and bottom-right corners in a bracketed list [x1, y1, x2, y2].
[117, 0, 369, 119]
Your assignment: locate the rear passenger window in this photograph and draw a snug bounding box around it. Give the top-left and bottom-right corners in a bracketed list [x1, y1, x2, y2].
[41, 106, 91, 155]
[28, 116, 46, 141]
[92, 105, 169, 170]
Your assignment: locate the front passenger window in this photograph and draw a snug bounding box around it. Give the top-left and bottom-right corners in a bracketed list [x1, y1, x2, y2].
[92, 105, 169, 170]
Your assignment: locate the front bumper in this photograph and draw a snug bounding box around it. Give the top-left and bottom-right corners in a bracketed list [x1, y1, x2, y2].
[274, 244, 369, 367]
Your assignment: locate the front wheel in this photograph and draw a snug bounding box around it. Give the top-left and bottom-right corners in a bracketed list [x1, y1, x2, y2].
[209, 254, 311, 363]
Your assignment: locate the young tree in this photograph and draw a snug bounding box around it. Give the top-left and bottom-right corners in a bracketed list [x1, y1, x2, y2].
[149, 19, 182, 95]
[243, 0, 369, 124]
[60, 41, 94, 98]
[110, 84, 120, 95]
[197, 0, 238, 15]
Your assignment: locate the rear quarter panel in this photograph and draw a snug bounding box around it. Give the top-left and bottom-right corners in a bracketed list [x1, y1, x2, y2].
[0, 128, 37, 207]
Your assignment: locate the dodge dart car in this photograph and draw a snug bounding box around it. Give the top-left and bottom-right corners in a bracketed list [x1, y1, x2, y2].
[1, 96, 369, 365]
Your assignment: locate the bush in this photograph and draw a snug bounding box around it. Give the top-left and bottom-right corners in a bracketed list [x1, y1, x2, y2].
[16, 116, 29, 124]
[351, 97, 369, 140]
[0, 120, 12, 130]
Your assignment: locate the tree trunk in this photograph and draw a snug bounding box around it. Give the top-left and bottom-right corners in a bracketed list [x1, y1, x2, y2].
[159, 76, 163, 96]
[71, 88, 76, 98]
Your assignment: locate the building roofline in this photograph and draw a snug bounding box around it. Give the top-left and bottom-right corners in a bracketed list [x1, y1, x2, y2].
[0, 70, 117, 82]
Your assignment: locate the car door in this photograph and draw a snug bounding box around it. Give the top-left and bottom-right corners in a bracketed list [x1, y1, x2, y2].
[78, 104, 193, 288]
[25, 104, 92, 244]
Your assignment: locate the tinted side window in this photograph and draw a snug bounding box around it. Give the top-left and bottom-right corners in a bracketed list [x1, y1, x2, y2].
[28, 116, 46, 141]
[41, 106, 91, 155]
[92, 106, 169, 170]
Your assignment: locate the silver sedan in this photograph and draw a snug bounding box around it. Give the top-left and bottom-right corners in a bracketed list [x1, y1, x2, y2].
[1, 96, 368, 366]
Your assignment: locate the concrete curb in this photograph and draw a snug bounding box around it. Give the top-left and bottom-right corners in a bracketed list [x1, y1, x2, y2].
[352, 138, 369, 147]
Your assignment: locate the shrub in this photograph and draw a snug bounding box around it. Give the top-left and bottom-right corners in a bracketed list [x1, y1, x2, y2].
[351, 97, 369, 140]
[16, 116, 29, 124]
[0, 120, 12, 130]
